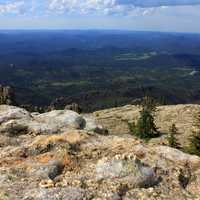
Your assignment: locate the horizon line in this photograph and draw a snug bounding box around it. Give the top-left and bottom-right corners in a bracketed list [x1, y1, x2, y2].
[0, 28, 199, 35]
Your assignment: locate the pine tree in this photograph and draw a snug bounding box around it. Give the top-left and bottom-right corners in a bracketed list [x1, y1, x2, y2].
[130, 96, 159, 140]
[187, 111, 200, 155]
[167, 124, 179, 148]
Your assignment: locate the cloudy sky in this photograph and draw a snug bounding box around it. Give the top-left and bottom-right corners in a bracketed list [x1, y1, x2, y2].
[0, 0, 200, 32]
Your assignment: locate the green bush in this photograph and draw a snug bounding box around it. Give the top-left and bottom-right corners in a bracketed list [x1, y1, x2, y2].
[129, 96, 159, 141]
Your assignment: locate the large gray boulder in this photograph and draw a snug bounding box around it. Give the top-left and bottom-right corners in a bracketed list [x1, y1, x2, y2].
[0, 105, 32, 135]
[30, 110, 86, 134]
[0, 105, 31, 124]
[96, 155, 158, 188]
[0, 105, 104, 135]
[84, 116, 108, 135]
[29, 160, 64, 180]
[154, 146, 200, 169]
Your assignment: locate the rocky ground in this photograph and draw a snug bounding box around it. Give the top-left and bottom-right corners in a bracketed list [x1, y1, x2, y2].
[0, 104, 200, 200]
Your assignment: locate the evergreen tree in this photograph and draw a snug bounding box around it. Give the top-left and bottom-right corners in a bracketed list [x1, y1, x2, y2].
[187, 111, 200, 155]
[167, 124, 179, 148]
[129, 96, 159, 140]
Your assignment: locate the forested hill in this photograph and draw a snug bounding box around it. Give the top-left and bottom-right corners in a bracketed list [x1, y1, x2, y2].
[1, 30, 200, 111]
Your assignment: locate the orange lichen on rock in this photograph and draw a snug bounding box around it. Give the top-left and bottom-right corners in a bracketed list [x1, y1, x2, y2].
[29, 130, 89, 148]
[32, 152, 56, 164]
[0, 157, 25, 167]
[32, 150, 71, 167]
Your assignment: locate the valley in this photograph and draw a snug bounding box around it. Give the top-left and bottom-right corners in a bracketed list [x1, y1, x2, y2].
[1, 30, 200, 111]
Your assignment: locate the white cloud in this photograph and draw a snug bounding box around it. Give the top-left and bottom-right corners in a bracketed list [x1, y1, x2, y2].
[129, 0, 200, 7]
[0, 0, 200, 18]
[0, 1, 25, 15]
[48, 0, 115, 14]
[47, 0, 174, 16]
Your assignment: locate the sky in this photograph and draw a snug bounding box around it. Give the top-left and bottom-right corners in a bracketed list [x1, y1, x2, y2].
[0, 0, 200, 32]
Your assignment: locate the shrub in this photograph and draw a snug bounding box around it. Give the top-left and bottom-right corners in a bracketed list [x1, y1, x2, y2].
[167, 124, 180, 148]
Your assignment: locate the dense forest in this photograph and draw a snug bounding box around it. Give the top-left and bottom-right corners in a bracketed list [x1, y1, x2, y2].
[1, 30, 200, 112]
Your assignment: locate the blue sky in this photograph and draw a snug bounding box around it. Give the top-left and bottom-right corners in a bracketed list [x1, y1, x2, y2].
[0, 0, 200, 32]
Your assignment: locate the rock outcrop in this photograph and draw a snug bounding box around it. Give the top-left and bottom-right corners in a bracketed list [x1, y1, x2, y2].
[96, 155, 159, 188]
[0, 104, 200, 199]
[65, 103, 82, 114]
[0, 105, 103, 135]
[0, 85, 15, 105]
[49, 97, 82, 113]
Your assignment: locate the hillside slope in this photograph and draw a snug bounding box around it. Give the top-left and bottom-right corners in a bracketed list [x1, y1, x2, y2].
[93, 104, 200, 146]
[0, 104, 200, 199]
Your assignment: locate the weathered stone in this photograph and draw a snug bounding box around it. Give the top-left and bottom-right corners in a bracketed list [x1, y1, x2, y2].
[0, 105, 31, 124]
[33, 160, 64, 180]
[154, 146, 200, 169]
[0, 105, 31, 135]
[96, 156, 158, 188]
[23, 187, 87, 200]
[84, 116, 108, 134]
[32, 110, 86, 133]
[0, 105, 105, 135]
[0, 120, 29, 136]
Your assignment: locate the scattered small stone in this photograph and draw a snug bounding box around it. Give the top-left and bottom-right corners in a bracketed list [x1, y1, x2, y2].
[39, 179, 55, 188]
